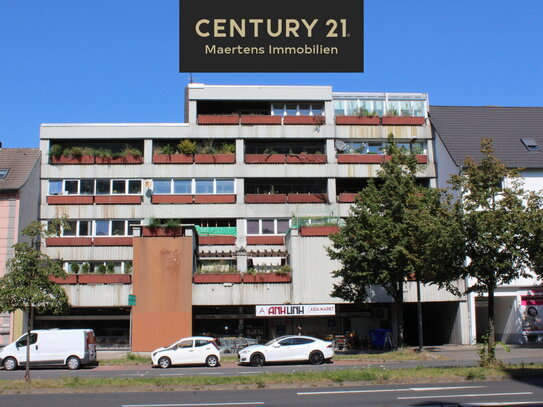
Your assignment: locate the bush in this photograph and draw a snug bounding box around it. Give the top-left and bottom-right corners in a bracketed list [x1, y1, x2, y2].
[97, 264, 107, 274]
[219, 142, 236, 154]
[121, 145, 142, 157]
[81, 263, 90, 274]
[158, 144, 175, 155]
[70, 263, 80, 274]
[106, 262, 116, 274]
[49, 144, 63, 157]
[93, 148, 112, 158]
[177, 139, 198, 155]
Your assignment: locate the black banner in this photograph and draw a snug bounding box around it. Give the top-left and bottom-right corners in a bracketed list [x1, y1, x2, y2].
[179, 0, 364, 73]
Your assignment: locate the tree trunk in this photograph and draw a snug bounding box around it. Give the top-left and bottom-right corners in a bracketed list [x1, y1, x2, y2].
[487, 286, 496, 364]
[395, 281, 404, 349]
[24, 304, 32, 382]
[416, 279, 424, 352]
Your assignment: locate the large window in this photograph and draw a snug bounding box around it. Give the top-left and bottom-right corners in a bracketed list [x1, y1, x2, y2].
[334, 98, 426, 117]
[48, 179, 142, 195]
[340, 140, 426, 155]
[271, 103, 324, 116]
[58, 220, 141, 237]
[153, 179, 235, 195]
[246, 219, 290, 235]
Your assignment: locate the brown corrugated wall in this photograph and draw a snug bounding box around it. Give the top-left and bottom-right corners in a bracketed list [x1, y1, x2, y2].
[132, 236, 193, 351]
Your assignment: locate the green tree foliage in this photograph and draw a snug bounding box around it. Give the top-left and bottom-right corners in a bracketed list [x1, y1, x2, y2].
[327, 137, 464, 348]
[0, 220, 69, 381]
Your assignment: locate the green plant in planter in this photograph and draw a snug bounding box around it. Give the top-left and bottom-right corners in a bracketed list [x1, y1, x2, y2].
[106, 262, 116, 274]
[124, 262, 132, 274]
[198, 139, 217, 154]
[64, 146, 84, 157]
[49, 144, 63, 157]
[121, 145, 142, 157]
[277, 265, 292, 274]
[177, 139, 198, 155]
[158, 144, 175, 155]
[93, 148, 113, 158]
[219, 142, 236, 154]
[148, 217, 161, 228]
[81, 263, 90, 274]
[164, 218, 180, 229]
[97, 264, 107, 274]
[386, 109, 398, 117]
[70, 263, 80, 274]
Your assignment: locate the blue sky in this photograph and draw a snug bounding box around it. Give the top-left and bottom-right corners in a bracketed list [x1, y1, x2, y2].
[1, 0, 542, 148]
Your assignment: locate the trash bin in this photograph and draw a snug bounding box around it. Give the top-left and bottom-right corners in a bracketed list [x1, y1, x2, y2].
[369, 329, 391, 348]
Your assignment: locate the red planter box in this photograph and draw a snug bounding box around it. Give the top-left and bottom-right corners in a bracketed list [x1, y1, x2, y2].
[45, 237, 93, 246]
[381, 117, 426, 125]
[240, 115, 282, 125]
[199, 235, 236, 245]
[94, 195, 142, 204]
[285, 154, 326, 164]
[78, 274, 132, 284]
[245, 194, 287, 203]
[300, 226, 340, 236]
[93, 237, 134, 246]
[49, 275, 78, 284]
[416, 155, 428, 164]
[95, 155, 143, 164]
[194, 154, 236, 164]
[283, 116, 325, 125]
[287, 193, 328, 203]
[246, 236, 284, 245]
[242, 273, 292, 283]
[338, 154, 385, 164]
[335, 116, 380, 125]
[47, 196, 94, 205]
[193, 273, 242, 284]
[194, 195, 236, 204]
[141, 227, 183, 237]
[153, 154, 193, 163]
[50, 155, 95, 164]
[338, 193, 359, 203]
[152, 195, 193, 204]
[198, 115, 239, 125]
[244, 154, 286, 164]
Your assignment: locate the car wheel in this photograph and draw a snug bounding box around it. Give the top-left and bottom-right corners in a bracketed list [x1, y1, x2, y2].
[250, 353, 265, 367]
[3, 357, 17, 371]
[67, 356, 81, 370]
[309, 351, 324, 365]
[205, 355, 219, 367]
[158, 356, 171, 369]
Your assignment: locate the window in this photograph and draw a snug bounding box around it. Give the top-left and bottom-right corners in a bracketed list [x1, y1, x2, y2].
[174, 180, 192, 194]
[216, 179, 234, 194]
[62, 221, 77, 236]
[128, 180, 142, 194]
[247, 219, 290, 235]
[112, 180, 126, 194]
[111, 221, 126, 236]
[195, 180, 213, 194]
[247, 220, 260, 235]
[80, 180, 95, 195]
[521, 138, 541, 152]
[333, 97, 424, 117]
[271, 103, 324, 116]
[153, 180, 171, 194]
[262, 220, 275, 234]
[0, 169, 8, 179]
[79, 221, 91, 236]
[154, 179, 235, 195]
[178, 340, 193, 349]
[49, 181, 62, 195]
[96, 179, 110, 195]
[127, 220, 141, 235]
[48, 179, 142, 196]
[95, 221, 110, 236]
[278, 338, 294, 346]
[277, 219, 290, 234]
[65, 180, 78, 195]
[293, 337, 314, 345]
[16, 333, 38, 348]
[195, 340, 210, 347]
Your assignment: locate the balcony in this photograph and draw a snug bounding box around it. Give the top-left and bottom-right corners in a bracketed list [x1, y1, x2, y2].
[245, 178, 328, 204]
[48, 141, 143, 165]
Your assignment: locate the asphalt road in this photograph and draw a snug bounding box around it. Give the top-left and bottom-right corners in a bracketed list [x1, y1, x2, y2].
[2, 379, 543, 407]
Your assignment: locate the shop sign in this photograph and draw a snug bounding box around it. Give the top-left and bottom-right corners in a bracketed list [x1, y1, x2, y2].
[521, 296, 543, 334]
[255, 304, 335, 317]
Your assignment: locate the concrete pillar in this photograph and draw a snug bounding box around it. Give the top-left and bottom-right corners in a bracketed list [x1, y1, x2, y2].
[327, 178, 336, 204]
[326, 139, 336, 164]
[188, 101, 198, 124]
[236, 217, 246, 248]
[143, 139, 153, 164]
[235, 139, 244, 164]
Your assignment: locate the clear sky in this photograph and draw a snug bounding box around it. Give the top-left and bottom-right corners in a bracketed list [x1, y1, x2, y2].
[1, 0, 542, 148]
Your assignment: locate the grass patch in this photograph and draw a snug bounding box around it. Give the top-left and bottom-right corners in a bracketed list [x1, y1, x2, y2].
[3, 364, 543, 392]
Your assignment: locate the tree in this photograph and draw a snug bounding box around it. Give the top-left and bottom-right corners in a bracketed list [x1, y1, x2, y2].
[0, 220, 69, 381]
[449, 139, 529, 365]
[327, 137, 464, 348]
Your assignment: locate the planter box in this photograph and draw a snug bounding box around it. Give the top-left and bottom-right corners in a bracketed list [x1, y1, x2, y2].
[199, 235, 236, 245]
[193, 273, 242, 284]
[416, 155, 428, 164]
[283, 116, 325, 125]
[244, 154, 286, 164]
[246, 236, 284, 245]
[194, 195, 236, 204]
[45, 237, 93, 247]
[152, 195, 193, 204]
[287, 193, 328, 203]
[381, 117, 426, 125]
[95, 155, 143, 164]
[338, 193, 359, 203]
[198, 115, 239, 125]
[46, 196, 94, 205]
[49, 275, 78, 284]
[153, 154, 193, 164]
[245, 194, 287, 203]
[240, 115, 282, 125]
[94, 195, 142, 204]
[194, 154, 236, 164]
[242, 273, 291, 283]
[93, 237, 134, 246]
[285, 154, 326, 164]
[50, 155, 95, 164]
[300, 226, 340, 236]
[335, 116, 380, 125]
[338, 154, 385, 164]
[78, 274, 132, 284]
[141, 227, 183, 237]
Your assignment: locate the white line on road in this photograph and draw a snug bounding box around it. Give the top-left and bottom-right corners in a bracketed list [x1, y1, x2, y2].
[398, 391, 533, 400]
[297, 385, 484, 395]
[196, 372, 225, 375]
[464, 402, 543, 406]
[122, 403, 264, 407]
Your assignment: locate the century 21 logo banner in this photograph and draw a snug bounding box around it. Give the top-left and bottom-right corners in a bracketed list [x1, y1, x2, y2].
[179, 0, 364, 73]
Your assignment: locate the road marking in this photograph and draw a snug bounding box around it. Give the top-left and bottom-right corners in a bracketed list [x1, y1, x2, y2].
[197, 372, 224, 375]
[159, 373, 187, 376]
[123, 403, 264, 407]
[123, 372, 149, 377]
[398, 391, 533, 400]
[464, 402, 543, 406]
[297, 385, 484, 395]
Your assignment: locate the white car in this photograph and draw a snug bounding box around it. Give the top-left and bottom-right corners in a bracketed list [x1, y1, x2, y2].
[151, 336, 220, 368]
[237, 335, 334, 366]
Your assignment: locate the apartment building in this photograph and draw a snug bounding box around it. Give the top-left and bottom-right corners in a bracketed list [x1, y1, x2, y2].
[39, 84, 468, 351]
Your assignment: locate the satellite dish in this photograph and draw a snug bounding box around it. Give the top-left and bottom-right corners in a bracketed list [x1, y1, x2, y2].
[335, 140, 347, 151]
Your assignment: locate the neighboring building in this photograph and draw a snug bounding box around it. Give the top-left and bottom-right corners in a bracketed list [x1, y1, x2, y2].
[0, 148, 41, 345]
[431, 105, 543, 344]
[39, 84, 468, 351]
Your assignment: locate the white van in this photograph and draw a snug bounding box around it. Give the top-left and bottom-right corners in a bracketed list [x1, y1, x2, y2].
[0, 329, 96, 371]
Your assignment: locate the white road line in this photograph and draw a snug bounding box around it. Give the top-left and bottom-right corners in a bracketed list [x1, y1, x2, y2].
[122, 403, 264, 407]
[297, 385, 484, 395]
[196, 372, 224, 375]
[398, 391, 533, 400]
[159, 373, 187, 376]
[464, 402, 543, 406]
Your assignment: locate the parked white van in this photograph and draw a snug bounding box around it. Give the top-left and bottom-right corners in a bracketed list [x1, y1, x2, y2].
[0, 329, 96, 371]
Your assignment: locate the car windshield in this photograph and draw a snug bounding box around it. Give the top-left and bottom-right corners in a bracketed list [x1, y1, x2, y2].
[265, 335, 289, 346]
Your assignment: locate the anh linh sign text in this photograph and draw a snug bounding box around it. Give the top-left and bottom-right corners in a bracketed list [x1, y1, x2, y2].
[256, 304, 335, 317]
